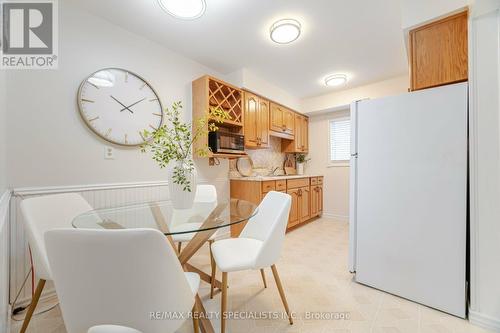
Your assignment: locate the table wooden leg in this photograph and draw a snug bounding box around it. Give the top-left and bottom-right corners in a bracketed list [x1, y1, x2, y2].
[196, 294, 215, 333]
[209, 240, 217, 299]
[260, 268, 267, 288]
[192, 304, 200, 333]
[184, 263, 222, 291]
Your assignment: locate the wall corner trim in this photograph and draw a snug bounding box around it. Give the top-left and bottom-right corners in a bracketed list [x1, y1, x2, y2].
[469, 310, 500, 332]
[0, 190, 11, 225]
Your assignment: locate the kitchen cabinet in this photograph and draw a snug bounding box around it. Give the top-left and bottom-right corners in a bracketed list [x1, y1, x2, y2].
[409, 10, 468, 91]
[311, 177, 324, 218]
[270, 102, 294, 139]
[230, 176, 322, 236]
[282, 113, 309, 153]
[287, 188, 300, 228]
[298, 186, 310, 223]
[192, 75, 245, 159]
[244, 91, 269, 148]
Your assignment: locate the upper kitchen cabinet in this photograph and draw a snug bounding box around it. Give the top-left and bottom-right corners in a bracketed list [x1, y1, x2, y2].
[409, 10, 468, 91]
[282, 113, 308, 153]
[270, 102, 294, 139]
[192, 75, 245, 158]
[243, 91, 270, 149]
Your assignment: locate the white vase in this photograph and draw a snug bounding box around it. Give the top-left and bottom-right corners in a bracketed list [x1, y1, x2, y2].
[297, 163, 305, 175]
[167, 161, 197, 209]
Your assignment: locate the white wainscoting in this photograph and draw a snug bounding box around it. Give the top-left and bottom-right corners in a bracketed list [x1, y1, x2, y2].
[9, 178, 229, 306]
[0, 190, 12, 333]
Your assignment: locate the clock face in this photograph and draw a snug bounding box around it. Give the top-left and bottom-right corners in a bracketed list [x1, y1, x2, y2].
[77, 68, 163, 146]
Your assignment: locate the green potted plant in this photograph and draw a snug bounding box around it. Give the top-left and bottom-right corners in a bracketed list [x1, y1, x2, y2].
[141, 101, 230, 209]
[296, 153, 310, 175]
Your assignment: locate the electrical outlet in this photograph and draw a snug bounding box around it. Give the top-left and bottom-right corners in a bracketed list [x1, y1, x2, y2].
[104, 146, 115, 160]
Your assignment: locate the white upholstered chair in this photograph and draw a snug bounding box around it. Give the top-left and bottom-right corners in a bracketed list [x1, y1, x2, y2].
[88, 325, 143, 333]
[210, 191, 293, 333]
[19, 193, 94, 333]
[171, 184, 218, 245]
[171, 184, 219, 297]
[45, 228, 200, 333]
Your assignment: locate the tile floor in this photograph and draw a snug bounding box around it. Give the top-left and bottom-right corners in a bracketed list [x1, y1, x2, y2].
[10, 218, 491, 333]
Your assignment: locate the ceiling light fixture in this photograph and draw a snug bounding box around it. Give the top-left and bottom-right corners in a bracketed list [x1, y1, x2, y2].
[158, 0, 206, 20]
[325, 74, 348, 87]
[270, 19, 301, 44]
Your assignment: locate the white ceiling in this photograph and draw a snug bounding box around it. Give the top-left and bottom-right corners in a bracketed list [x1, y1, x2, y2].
[70, 0, 408, 98]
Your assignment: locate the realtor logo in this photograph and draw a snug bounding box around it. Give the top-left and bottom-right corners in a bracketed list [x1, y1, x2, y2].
[1, 0, 58, 69]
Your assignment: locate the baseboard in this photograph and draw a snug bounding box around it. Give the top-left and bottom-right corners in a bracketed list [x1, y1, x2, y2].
[15, 288, 57, 309]
[469, 310, 500, 332]
[321, 212, 349, 222]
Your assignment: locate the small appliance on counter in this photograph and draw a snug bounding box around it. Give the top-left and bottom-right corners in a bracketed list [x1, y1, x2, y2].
[208, 131, 245, 154]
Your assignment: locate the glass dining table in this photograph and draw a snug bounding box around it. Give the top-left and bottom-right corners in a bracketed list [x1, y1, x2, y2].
[72, 198, 258, 333]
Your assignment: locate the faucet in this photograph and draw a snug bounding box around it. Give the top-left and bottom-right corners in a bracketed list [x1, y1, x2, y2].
[269, 166, 282, 176]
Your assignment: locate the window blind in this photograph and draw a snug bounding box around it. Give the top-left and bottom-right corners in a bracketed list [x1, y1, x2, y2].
[329, 118, 351, 162]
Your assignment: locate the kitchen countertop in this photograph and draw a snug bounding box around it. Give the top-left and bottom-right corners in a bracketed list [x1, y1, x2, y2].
[230, 174, 323, 181]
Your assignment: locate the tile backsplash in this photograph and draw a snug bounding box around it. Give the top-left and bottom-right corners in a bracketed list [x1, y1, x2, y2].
[245, 136, 286, 173]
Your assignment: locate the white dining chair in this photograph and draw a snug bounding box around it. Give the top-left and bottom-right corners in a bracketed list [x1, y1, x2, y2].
[88, 325, 143, 333]
[171, 184, 219, 297]
[19, 193, 94, 333]
[45, 228, 200, 333]
[210, 191, 293, 333]
[171, 184, 218, 245]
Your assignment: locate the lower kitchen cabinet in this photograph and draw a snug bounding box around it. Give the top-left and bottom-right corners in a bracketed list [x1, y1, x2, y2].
[287, 188, 300, 227]
[311, 184, 323, 217]
[298, 186, 311, 223]
[230, 176, 323, 236]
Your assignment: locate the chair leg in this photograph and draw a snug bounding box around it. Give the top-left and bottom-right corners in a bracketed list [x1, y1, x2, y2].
[178, 242, 182, 253]
[20, 279, 46, 333]
[221, 272, 228, 333]
[260, 268, 267, 288]
[192, 304, 199, 333]
[209, 240, 216, 299]
[270, 264, 293, 325]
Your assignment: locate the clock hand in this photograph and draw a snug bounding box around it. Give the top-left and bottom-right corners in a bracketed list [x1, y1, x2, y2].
[110, 95, 134, 114]
[120, 97, 146, 112]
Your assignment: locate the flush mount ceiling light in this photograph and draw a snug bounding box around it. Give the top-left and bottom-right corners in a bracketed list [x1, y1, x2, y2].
[325, 74, 348, 87]
[270, 19, 301, 44]
[158, 0, 206, 19]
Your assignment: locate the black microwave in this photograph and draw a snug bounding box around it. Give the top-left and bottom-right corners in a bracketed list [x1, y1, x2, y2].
[208, 131, 245, 154]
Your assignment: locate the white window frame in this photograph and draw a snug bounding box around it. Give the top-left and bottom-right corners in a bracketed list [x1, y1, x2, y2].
[328, 116, 351, 167]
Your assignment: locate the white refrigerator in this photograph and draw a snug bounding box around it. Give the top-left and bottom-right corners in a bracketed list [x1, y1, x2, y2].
[348, 82, 468, 318]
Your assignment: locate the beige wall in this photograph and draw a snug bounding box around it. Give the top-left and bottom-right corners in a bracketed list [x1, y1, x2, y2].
[469, 6, 500, 329]
[0, 69, 6, 195]
[301, 75, 409, 114]
[226, 68, 301, 111]
[5, 2, 230, 189]
[307, 109, 350, 221]
[400, 0, 471, 29]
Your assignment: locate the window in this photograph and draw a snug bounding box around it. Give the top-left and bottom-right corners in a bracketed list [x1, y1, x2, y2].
[329, 117, 351, 165]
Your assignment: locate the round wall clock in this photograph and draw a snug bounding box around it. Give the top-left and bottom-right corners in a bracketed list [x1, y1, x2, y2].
[77, 68, 163, 146]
